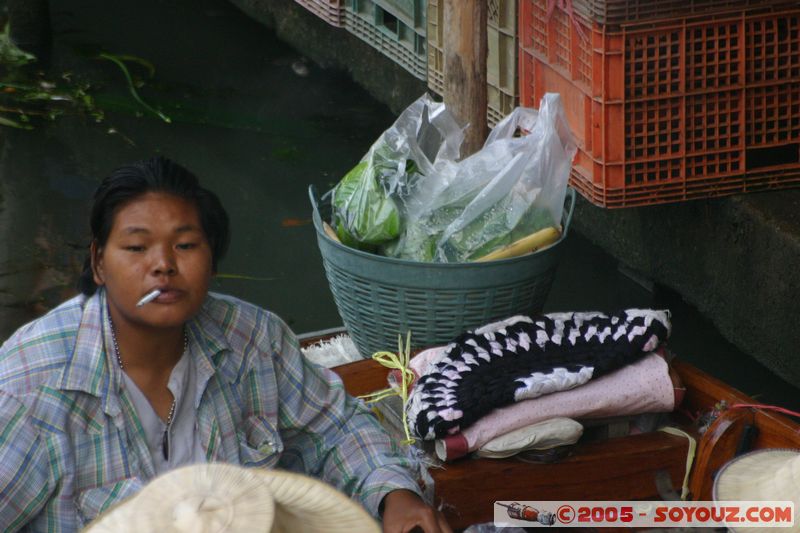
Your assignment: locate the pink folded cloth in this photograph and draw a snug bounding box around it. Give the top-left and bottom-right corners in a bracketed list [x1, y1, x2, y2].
[436, 352, 675, 461]
[406, 310, 671, 440]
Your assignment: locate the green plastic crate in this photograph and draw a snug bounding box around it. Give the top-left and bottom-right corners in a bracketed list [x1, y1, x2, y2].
[309, 185, 575, 358]
[346, 0, 427, 79]
[380, 0, 426, 31]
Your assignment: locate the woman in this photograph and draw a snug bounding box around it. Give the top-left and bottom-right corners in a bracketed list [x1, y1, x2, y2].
[0, 157, 450, 533]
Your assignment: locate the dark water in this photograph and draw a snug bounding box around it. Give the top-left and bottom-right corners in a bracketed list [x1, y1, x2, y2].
[1, 0, 386, 336]
[1, 0, 798, 412]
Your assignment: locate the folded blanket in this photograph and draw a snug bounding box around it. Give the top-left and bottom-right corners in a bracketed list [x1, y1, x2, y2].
[436, 351, 676, 460]
[407, 309, 671, 440]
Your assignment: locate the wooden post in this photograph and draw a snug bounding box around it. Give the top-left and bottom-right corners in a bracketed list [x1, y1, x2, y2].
[443, 0, 488, 158]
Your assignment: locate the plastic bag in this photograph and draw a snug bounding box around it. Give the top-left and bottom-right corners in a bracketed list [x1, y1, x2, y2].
[331, 94, 463, 249]
[383, 93, 577, 262]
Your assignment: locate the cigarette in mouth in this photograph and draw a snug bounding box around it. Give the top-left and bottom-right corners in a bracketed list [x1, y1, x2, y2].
[136, 289, 162, 307]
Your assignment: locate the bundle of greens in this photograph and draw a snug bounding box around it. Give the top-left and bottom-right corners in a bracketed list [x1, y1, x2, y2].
[381, 186, 554, 262]
[331, 138, 426, 250]
[329, 94, 463, 252]
[331, 159, 401, 249]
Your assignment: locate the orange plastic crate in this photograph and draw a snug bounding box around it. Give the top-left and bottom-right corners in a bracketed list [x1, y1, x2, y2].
[571, 0, 794, 27]
[519, 0, 800, 207]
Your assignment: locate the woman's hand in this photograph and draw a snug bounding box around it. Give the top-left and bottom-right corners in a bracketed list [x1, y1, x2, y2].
[381, 489, 453, 533]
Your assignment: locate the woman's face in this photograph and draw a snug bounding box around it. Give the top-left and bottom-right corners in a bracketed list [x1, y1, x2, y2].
[92, 191, 213, 332]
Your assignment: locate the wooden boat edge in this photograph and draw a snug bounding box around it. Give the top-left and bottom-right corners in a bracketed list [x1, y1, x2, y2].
[317, 346, 799, 529]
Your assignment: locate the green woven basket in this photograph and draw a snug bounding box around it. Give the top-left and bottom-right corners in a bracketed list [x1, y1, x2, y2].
[309, 185, 575, 358]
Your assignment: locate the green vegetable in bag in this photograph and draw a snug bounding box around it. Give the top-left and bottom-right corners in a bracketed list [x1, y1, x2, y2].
[332, 160, 401, 247]
[438, 200, 554, 261]
[329, 93, 462, 252]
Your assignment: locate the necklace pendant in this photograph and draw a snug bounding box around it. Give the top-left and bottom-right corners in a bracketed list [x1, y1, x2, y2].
[162, 429, 170, 461]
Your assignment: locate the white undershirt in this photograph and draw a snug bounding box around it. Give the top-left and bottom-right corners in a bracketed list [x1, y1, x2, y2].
[122, 346, 206, 474]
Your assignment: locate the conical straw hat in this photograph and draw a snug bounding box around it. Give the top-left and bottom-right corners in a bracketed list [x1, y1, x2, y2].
[83, 463, 380, 533]
[713, 448, 800, 533]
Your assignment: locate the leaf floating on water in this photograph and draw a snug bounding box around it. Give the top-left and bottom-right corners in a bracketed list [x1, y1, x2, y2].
[0, 115, 34, 130]
[215, 273, 276, 281]
[0, 77, 103, 126]
[97, 52, 171, 123]
[0, 23, 37, 68]
[107, 127, 136, 147]
[110, 54, 156, 78]
[281, 218, 312, 227]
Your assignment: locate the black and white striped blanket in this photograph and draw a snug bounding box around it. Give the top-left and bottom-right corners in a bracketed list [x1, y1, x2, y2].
[407, 309, 672, 440]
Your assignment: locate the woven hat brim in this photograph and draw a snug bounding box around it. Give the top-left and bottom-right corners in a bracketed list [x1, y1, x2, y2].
[259, 470, 381, 533]
[83, 463, 275, 532]
[712, 448, 800, 533]
[82, 464, 381, 533]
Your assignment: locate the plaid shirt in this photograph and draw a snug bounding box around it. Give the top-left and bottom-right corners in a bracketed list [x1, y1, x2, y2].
[0, 289, 423, 532]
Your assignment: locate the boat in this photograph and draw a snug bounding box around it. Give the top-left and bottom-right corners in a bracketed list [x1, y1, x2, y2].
[301, 334, 800, 530]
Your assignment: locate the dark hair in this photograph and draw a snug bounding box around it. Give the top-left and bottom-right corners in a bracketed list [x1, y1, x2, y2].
[77, 156, 230, 295]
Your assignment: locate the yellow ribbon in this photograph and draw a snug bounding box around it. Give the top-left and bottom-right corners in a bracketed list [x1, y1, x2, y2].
[358, 332, 416, 445]
[658, 426, 697, 501]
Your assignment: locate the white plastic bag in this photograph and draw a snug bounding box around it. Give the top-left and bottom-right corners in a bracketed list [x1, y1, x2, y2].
[383, 93, 576, 262]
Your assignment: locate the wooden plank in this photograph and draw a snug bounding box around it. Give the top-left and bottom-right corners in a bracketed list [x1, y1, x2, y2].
[673, 359, 800, 500]
[671, 359, 753, 415]
[751, 410, 800, 449]
[443, 0, 488, 156]
[329, 356, 799, 526]
[330, 357, 389, 397]
[433, 432, 689, 529]
[689, 409, 755, 501]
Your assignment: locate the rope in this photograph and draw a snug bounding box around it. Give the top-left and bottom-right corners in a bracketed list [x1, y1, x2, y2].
[729, 403, 800, 420]
[358, 332, 416, 445]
